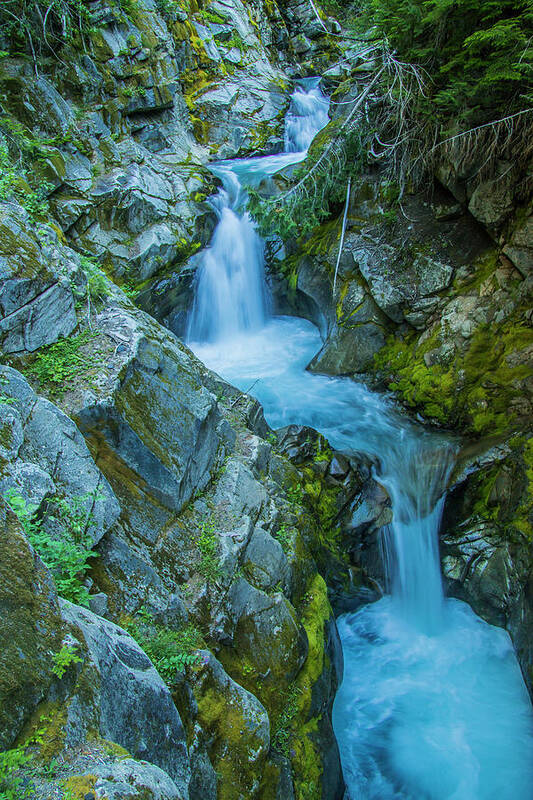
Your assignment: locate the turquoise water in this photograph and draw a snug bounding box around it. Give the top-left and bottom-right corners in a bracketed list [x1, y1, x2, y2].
[187, 81, 533, 799]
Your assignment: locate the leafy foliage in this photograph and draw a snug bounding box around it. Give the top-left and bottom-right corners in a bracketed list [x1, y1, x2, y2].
[4, 488, 98, 606]
[195, 518, 222, 581]
[366, 0, 533, 124]
[272, 684, 301, 755]
[0, 743, 32, 800]
[51, 643, 82, 679]
[26, 329, 99, 397]
[0, 135, 51, 219]
[248, 115, 369, 240]
[78, 256, 112, 305]
[0, 712, 69, 799]
[124, 607, 203, 685]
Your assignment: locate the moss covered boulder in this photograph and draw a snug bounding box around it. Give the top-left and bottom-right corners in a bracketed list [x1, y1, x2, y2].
[0, 500, 63, 749]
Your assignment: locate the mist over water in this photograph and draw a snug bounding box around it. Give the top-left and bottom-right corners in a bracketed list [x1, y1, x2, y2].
[186, 82, 533, 799]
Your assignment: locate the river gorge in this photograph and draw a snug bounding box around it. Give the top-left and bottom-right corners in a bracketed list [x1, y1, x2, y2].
[0, 2, 532, 799]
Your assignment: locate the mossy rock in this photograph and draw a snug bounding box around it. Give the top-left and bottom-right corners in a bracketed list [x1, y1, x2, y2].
[189, 652, 270, 800]
[0, 501, 63, 749]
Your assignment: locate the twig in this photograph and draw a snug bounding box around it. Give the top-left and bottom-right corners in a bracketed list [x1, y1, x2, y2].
[308, 0, 329, 34]
[230, 379, 260, 407]
[333, 177, 351, 294]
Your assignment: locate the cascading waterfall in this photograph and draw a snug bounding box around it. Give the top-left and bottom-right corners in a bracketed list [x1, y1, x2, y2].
[284, 77, 330, 153]
[378, 437, 456, 633]
[186, 80, 533, 799]
[187, 78, 329, 343]
[186, 166, 268, 343]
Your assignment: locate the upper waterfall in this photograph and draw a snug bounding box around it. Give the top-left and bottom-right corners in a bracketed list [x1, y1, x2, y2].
[186, 80, 330, 344]
[284, 77, 330, 153]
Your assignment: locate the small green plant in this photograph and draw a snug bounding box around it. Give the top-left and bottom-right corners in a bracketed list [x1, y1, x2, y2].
[195, 518, 222, 581]
[287, 484, 303, 506]
[225, 31, 246, 52]
[0, 711, 70, 798]
[314, 440, 332, 463]
[27, 329, 99, 397]
[273, 523, 294, 554]
[79, 255, 111, 304]
[125, 608, 203, 685]
[0, 744, 33, 800]
[155, 0, 181, 15]
[4, 488, 98, 606]
[0, 134, 51, 219]
[51, 643, 82, 678]
[272, 685, 301, 756]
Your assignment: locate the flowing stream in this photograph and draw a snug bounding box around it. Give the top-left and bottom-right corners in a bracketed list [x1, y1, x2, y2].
[187, 79, 533, 799]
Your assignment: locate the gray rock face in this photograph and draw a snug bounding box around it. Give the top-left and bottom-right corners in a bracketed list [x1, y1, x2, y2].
[76, 311, 221, 517]
[244, 527, 290, 593]
[503, 214, 533, 277]
[93, 759, 187, 800]
[0, 282, 77, 354]
[354, 246, 454, 325]
[186, 651, 270, 800]
[0, 365, 120, 546]
[468, 169, 515, 229]
[0, 207, 77, 354]
[441, 446, 533, 699]
[60, 599, 191, 795]
[226, 578, 308, 683]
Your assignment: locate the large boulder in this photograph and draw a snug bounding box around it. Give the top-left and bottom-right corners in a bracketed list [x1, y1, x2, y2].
[78, 759, 187, 800]
[0, 207, 77, 354]
[185, 651, 270, 800]
[60, 599, 191, 795]
[442, 440, 533, 699]
[75, 304, 222, 521]
[0, 365, 120, 546]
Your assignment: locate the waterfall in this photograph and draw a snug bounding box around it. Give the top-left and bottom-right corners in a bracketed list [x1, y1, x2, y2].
[378, 437, 456, 632]
[284, 77, 330, 153]
[187, 80, 330, 344]
[185, 78, 533, 800]
[186, 180, 268, 343]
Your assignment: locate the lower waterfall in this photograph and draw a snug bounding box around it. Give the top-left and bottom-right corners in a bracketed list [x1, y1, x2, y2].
[186, 81, 533, 799]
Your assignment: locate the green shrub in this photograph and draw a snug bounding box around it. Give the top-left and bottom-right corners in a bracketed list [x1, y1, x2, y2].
[365, 0, 533, 125]
[0, 742, 33, 800]
[195, 518, 222, 581]
[78, 256, 111, 305]
[272, 685, 301, 755]
[0, 135, 51, 219]
[26, 329, 99, 397]
[125, 607, 203, 684]
[3, 488, 98, 606]
[51, 643, 82, 679]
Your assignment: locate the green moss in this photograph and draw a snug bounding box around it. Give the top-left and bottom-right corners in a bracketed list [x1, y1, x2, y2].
[64, 774, 99, 799]
[512, 437, 533, 540]
[274, 575, 331, 799]
[295, 574, 331, 716]
[17, 701, 67, 762]
[291, 716, 322, 800]
[374, 314, 533, 437]
[195, 683, 266, 800]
